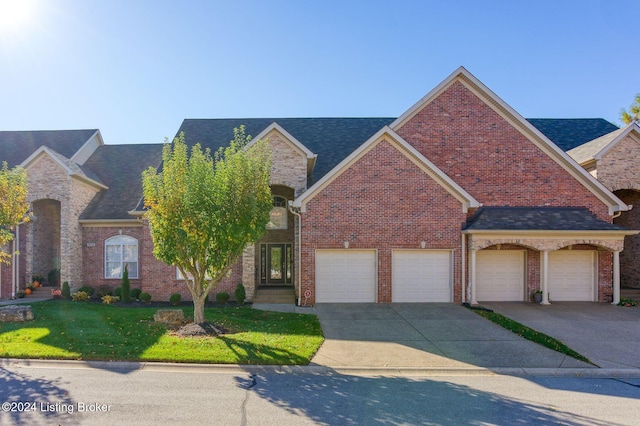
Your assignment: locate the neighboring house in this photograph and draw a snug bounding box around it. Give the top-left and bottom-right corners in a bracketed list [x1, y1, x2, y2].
[0, 67, 637, 304]
[567, 123, 640, 289]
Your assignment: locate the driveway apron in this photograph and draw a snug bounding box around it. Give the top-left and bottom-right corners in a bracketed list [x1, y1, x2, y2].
[312, 303, 592, 369]
[483, 302, 640, 369]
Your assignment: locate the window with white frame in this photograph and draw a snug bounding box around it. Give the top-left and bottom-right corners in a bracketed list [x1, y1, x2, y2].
[105, 235, 138, 279]
[266, 196, 288, 230]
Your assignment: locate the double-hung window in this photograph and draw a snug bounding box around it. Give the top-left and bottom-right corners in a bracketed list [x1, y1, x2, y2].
[105, 235, 139, 278]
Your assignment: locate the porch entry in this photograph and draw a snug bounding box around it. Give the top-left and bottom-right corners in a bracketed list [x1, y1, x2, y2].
[260, 243, 293, 285]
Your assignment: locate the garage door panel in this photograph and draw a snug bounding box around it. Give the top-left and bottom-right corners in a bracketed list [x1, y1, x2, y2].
[316, 250, 376, 303]
[392, 250, 451, 302]
[477, 250, 525, 301]
[549, 251, 594, 301]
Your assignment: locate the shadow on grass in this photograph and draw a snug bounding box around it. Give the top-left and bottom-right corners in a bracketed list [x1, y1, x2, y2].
[0, 366, 76, 425]
[235, 371, 616, 425]
[0, 300, 323, 370]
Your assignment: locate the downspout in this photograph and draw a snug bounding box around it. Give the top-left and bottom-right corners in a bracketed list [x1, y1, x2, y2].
[461, 232, 466, 304]
[12, 225, 19, 298]
[288, 202, 302, 306]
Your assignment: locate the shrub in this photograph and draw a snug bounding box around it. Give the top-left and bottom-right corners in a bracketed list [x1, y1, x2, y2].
[97, 285, 113, 298]
[216, 292, 230, 304]
[77, 285, 95, 296]
[71, 291, 89, 302]
[121, 265, 131, 303]
[131, 288, 142, 300]
[16, 290, 25, 298]
[169, 293, 181, 306]
[101, 295, 120, 305]
[235, 283, 246, 305]
[61, 281, 71, 299]
[114, 287, 122, 297]
[139, 292, 152, 303]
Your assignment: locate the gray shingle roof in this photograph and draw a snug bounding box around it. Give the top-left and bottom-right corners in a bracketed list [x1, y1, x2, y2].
[80, 144, 164, 220]
[463, 206, 626, 231]
[176, 118, 395, 184]
[0, 129, 98, 166]
[526, 119, 619, 151]
[176, 118, 619, 184]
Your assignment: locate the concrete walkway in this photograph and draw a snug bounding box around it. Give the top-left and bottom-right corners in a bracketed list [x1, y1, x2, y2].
[483, 302, 640, 369]
[311, 303, 593, 371]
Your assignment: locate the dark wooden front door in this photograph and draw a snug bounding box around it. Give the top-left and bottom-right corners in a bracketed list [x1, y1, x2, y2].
[260, 243, 292, 285]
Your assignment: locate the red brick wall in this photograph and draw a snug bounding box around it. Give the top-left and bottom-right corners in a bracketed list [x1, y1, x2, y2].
[82, 226, 145, 292]
[395, 81, 610, 220]
[82, 223, 243, 302]
[300, 138, 466, 305]
[139, 221, 243, 302]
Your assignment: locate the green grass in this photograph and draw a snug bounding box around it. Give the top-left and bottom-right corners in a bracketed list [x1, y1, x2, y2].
[0, 300, 324, 365]
[472, 309, 596, 366]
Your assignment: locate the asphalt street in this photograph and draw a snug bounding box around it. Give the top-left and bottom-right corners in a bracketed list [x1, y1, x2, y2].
[1, 361, 640, 425]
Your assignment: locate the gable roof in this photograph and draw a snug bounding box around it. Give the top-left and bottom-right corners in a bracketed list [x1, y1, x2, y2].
[567, 123, 640, 165]
[0, 129, 100, 167]
[526, 119, 620, 152]
[21, 146, 107, 190]
[292, 126, 481, 213]
[251, 122, 318, 176]
[388, 66, 629, 214]
[463, 206, 628, 232]
[80, 144, 164, 220]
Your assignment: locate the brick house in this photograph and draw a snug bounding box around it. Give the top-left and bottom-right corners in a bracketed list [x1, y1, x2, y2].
[1, 67, 637, 304]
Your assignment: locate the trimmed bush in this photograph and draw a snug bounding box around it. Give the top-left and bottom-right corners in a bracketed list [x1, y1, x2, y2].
[61, 281, 71, 300]
[216, 292, 230, 304]
[77, 285, 95, 296]
[97, 285, 113, 298]
[169, 293, 181, 306]
[71, 291, 90, 302]
[235, 283, 246, 305]
[114, 287, 122, 298]
[140, 292, 151, 303]
[101, 295, 120, 305]
[131, 288, 142, 300]
[121, 265, 131, 303]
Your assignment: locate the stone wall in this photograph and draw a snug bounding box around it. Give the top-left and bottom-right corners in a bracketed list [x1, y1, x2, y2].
[26, 154, 100, 289]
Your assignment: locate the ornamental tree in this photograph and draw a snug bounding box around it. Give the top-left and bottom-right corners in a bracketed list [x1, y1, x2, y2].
[0, 162, 30, 264]
[142, 127, 272, 324]
[621, 93, 640, 124]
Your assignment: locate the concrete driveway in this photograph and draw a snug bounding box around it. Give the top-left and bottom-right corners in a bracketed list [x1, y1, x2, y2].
[311, 303, 592, 370]
[483, 302, 640, 369]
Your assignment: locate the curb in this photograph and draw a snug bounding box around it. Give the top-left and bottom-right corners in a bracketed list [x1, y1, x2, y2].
[3, 358, 640, 378]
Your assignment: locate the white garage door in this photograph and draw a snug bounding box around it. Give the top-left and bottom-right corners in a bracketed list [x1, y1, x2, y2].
[548, 251, 595, 301]
[315, 250, 376, 303]
[392, 250, 451, 302]
[476, 250, 525, 301]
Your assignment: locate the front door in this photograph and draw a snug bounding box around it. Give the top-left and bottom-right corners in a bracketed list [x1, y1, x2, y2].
[260, 243, 293, 285]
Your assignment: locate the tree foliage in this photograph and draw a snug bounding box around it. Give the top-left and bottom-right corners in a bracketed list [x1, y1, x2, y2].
[142, 127, 272, 323]
[621, 93, 640, 124]
[0, 162, 30, 264]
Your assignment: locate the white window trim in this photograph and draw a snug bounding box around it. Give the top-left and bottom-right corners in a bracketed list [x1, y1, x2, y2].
[104, 235, 139, 279]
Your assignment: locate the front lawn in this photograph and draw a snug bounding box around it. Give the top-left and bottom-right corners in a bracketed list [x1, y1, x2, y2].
[0, 300, 324, 365]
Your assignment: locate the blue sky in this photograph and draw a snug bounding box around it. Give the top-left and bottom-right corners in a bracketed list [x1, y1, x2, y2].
[0, 0, 638, 145]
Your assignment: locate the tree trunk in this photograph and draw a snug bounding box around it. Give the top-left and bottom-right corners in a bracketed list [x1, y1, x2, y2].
[192, 295, 206, 324]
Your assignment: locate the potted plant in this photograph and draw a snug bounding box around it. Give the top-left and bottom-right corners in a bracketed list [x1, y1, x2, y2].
[533, 290, 543, 303]
[51, 288, 62, 299]
[32, 273, 44, 286]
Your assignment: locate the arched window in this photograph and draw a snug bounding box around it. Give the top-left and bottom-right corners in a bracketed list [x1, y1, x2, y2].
[105, 235, 138, 279]
[266, 196, 288, 230]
